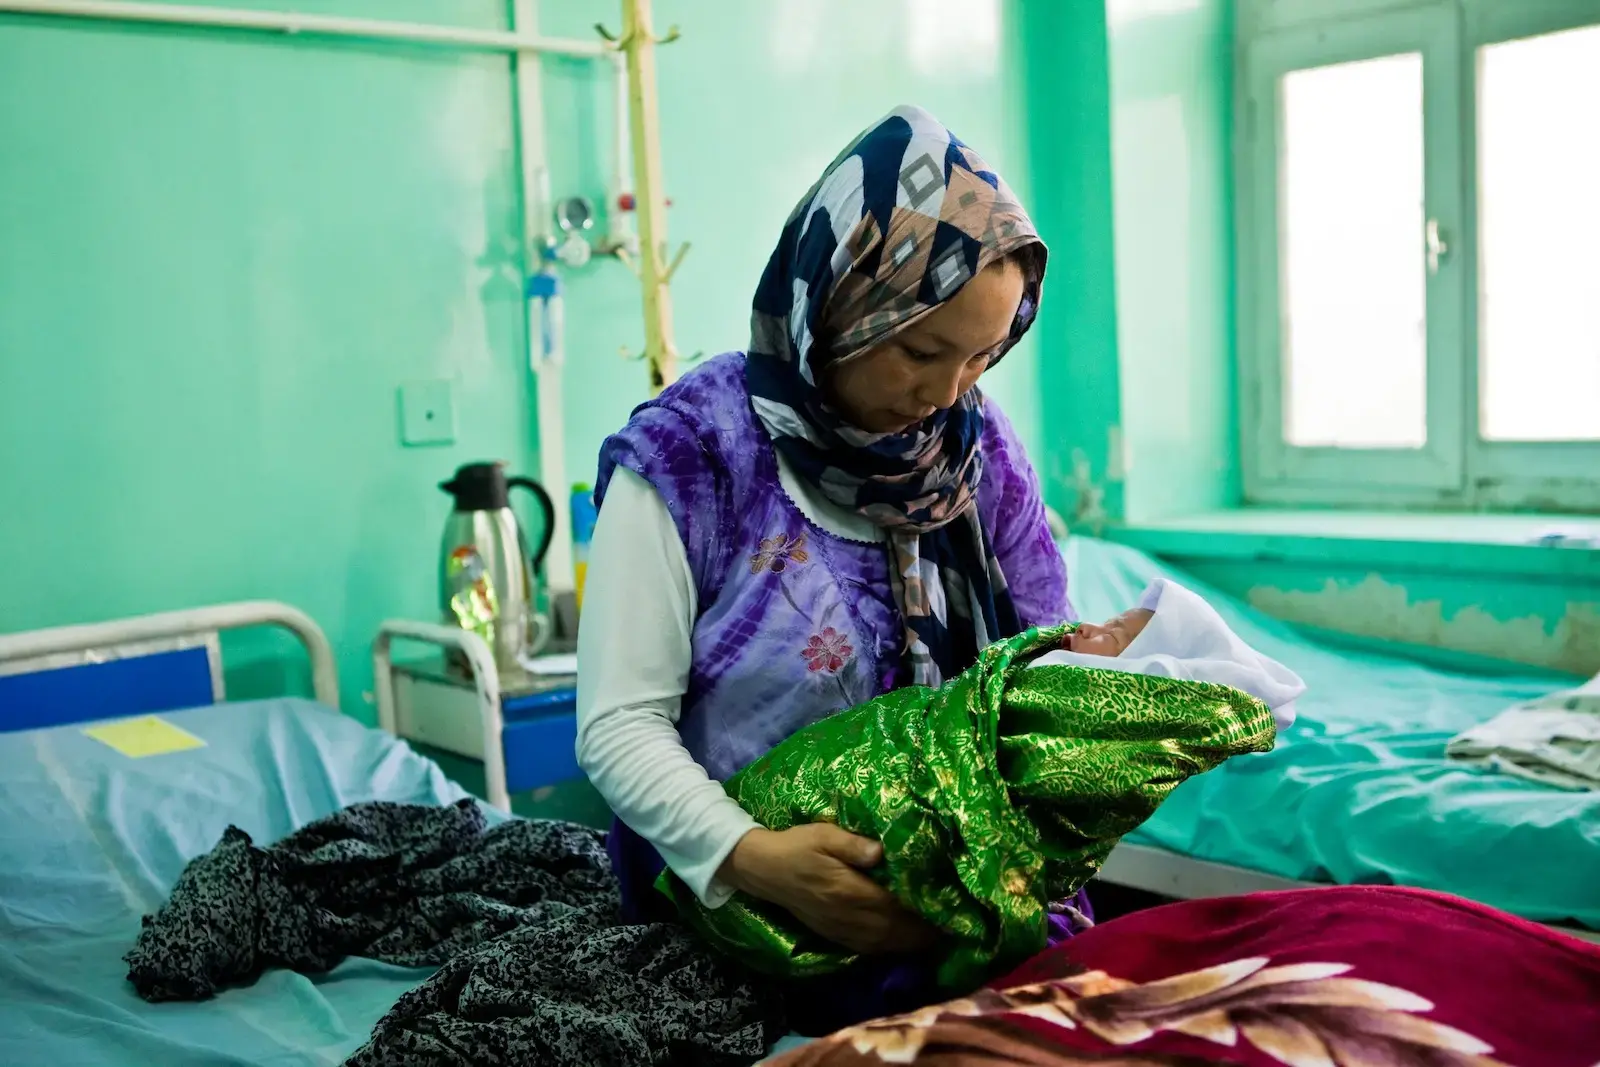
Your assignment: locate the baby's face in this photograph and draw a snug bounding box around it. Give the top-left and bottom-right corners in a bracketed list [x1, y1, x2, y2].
[1066, 608, 1154, 657]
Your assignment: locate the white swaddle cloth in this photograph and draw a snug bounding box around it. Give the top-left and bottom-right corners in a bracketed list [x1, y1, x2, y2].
[1033, 579, 1306, 731]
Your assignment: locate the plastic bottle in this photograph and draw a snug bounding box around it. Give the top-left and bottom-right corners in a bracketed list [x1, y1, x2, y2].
[570, 483, 599, 611]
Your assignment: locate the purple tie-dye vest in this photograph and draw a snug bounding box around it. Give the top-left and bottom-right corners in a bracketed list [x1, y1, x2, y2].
[595, 353, 1074, 923]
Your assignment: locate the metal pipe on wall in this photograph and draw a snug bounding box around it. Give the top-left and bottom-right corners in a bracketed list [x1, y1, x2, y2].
[0, 0, 610, 56]
[2, 0, 628, 598]
[509, 0, 575, 594]
[604, 54, 637, 256]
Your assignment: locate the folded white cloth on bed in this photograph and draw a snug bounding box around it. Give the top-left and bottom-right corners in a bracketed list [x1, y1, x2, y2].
[1445, 674, 1600, 790]
[1033, 578, 1305, 731]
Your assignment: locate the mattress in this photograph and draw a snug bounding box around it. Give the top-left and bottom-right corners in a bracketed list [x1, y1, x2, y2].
[0, 698, 469, 1066]
[1067, 537, 1600, 929]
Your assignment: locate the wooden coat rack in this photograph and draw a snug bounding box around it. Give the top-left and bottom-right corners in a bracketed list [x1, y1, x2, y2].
[599, 0, 687, 396]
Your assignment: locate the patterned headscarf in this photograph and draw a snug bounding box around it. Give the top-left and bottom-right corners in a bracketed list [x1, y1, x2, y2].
[747, 105, 1047, 686]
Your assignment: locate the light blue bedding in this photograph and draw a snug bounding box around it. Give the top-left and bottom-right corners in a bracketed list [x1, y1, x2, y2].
[0, 698, 469, 1066]
[1067, 537, 1600, 929]
[6, 550, 1594, 1066]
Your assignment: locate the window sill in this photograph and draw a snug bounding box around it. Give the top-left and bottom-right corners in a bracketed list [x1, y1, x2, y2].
[1107, 509, 1600, 583]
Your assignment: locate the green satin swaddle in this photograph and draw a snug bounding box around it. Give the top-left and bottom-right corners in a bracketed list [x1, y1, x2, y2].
[658, 624, 1276, 990]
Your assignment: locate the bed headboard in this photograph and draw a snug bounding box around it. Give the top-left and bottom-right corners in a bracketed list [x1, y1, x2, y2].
[0, 601, 339, 730]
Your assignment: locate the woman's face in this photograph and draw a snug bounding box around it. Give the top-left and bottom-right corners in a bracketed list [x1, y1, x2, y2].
[822, 259, 1025, 435]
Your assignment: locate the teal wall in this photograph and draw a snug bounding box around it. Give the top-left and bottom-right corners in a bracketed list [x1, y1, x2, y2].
[2, 0, 1590, 710]
[1091, 1, 1599, 676]
[1114, 520, 1600, 677]
[1107, 0, 1239, 523]
[1201, 559, 1598, 678]
[542, 0, 1046, 488]
[1010, 0, 1122, 520]
[1, 0, 1090, 713]
[1006, 0, 1236, 529]
[0, 2, 535, 713]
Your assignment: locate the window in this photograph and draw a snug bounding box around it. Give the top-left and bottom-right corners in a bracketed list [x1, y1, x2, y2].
[1238, 0, 1600, 511]
[1478, 23, 1600, 446]
[1280, 53, 1427, 451]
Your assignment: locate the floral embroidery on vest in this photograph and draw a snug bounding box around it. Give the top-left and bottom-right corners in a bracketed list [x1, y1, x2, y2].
[751, 531, 810, 574]
[802, 627, 854, 674]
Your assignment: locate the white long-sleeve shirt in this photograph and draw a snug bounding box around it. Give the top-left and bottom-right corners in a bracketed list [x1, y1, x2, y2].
[575, 459, 881, 908]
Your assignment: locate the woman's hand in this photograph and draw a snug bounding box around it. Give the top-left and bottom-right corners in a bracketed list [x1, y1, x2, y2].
[718, 825, 937, 956]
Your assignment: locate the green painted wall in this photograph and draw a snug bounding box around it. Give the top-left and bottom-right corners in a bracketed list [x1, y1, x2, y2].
[1112, 522, 1600, 676]
[1222, 561, 1598, 677]
[541, 0, 1046, 490]
[1107, 0, 1239, 523]
[1091, 3, 1599, 675]
[1000, 0, 1237, 528]
[4, 0, 1585, 725]
[0, 2, 535, 715]
[2, 0, 1096, 715]
[1010, 0, 1123, 521]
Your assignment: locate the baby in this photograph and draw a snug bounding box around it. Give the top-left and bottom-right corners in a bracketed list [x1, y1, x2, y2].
[1034, 578, 1305, 731]
[1062, 607, 1155, 658]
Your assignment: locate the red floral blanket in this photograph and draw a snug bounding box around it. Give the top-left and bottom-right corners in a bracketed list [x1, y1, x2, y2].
[767, 886, 1600, 1066]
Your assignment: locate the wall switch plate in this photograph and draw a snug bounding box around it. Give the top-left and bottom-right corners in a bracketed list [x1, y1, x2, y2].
[398, 380, 456, 447]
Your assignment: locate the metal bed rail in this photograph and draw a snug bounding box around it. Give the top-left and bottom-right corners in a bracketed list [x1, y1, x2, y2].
[0, 600, 340, 710]
[371, 621, 509, 812]
[1099, 841, 1600, 946]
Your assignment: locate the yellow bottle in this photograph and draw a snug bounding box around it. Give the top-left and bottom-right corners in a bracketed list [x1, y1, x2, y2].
[571, 484, 597, 612]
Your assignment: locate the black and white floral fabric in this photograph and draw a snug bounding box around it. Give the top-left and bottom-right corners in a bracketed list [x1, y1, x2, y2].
[125, 799, 783, 1066]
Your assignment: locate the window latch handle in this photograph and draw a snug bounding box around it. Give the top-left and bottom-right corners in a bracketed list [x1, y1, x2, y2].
[1426, 218, 1450, 274]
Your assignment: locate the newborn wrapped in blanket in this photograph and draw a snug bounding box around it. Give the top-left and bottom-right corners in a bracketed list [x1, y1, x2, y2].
[660, 581, 1300, 990]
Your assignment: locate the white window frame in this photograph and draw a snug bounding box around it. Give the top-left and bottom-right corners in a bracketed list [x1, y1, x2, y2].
[1237, 0, 1600, 512]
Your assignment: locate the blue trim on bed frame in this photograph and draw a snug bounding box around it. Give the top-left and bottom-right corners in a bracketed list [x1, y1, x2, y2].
[0, 647, 215, 732]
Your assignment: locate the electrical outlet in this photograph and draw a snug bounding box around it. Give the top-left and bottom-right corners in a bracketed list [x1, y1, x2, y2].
[398, 380, 456, 447]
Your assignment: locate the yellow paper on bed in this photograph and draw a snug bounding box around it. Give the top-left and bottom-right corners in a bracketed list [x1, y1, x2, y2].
[84, 715, 206, 758]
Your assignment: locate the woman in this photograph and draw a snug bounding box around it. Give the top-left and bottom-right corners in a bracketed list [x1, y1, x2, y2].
[576, 105, 1080, 1022]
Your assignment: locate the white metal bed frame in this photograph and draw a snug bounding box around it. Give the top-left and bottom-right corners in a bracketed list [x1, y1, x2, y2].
[366, 617, 1600, 948]
[12, 604, 1592, 947]
[367, 618, 1600, 950]
[0, 600, 341, 710]
[1098, 840, 1600, 947]
[370, 620, 513, 813]
[0, 604, 514, 809]
[0, 602, 545, 815]
[1100, 841, 1316, 898]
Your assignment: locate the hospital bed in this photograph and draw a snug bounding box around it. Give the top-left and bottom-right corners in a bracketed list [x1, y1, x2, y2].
[0, 602, 809, 1065]
[4, 551, 1595, 1065]
[0, 602, 511, 1066]
[1071, 537, 1600, 944]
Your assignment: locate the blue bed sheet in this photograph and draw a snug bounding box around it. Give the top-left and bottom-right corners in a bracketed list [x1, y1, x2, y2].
[8, 552, 1595, 1065]
[1067, 537, 1600, 929]
[0, 698, 470, 1066]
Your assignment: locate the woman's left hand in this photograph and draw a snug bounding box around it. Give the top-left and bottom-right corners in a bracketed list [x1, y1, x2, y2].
[719, 824, 938, 955]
